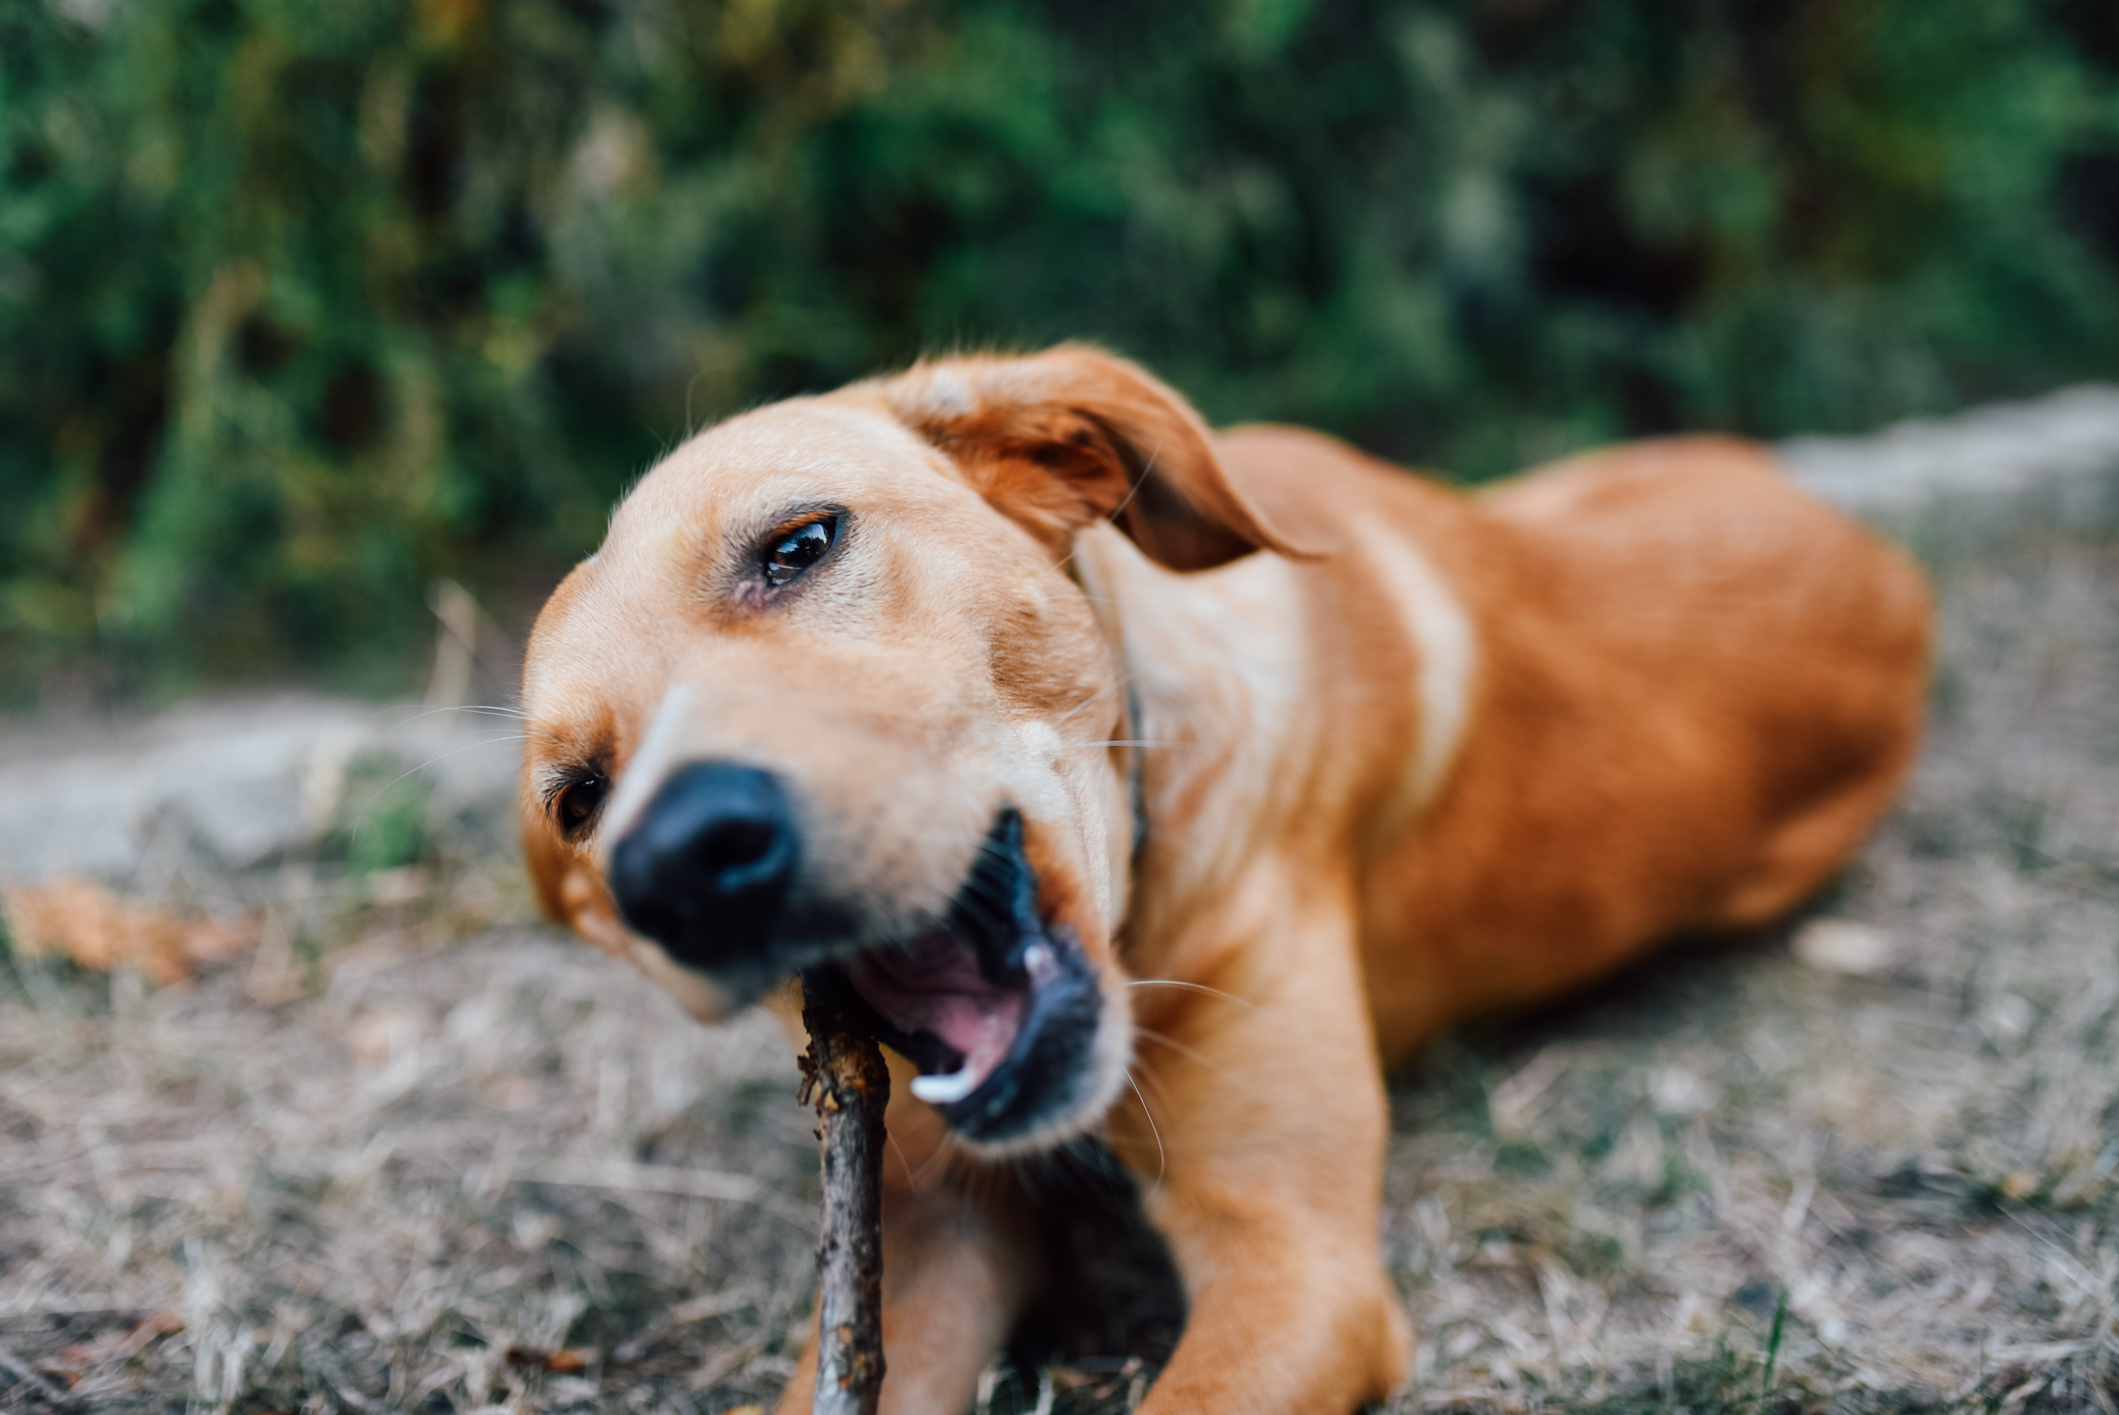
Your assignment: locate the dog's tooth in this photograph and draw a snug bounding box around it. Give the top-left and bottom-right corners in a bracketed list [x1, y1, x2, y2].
[910, 1066, 980, 1105]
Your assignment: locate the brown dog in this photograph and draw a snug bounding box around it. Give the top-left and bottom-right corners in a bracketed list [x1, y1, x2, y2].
[519, 346, 1930, 1413]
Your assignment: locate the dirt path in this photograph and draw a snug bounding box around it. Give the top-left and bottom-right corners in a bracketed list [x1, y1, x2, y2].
[3, 395, 2116, 1414]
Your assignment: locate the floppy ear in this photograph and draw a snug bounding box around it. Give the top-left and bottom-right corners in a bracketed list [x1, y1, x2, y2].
[867, 345, 1310, 571]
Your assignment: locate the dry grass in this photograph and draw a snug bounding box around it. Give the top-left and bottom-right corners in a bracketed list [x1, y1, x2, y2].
[2, 521, 2116, 1414]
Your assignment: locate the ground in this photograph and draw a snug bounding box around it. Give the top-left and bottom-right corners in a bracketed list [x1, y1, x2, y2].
[2, 399, 2117, 1414]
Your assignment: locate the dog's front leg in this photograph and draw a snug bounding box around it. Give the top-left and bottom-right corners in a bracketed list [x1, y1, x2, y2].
[1115, 896, 1412, 1414]
[775, 1090, 1043, 1415]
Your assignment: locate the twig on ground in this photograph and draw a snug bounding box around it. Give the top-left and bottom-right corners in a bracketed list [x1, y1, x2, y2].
[798, 968, 890, 1415]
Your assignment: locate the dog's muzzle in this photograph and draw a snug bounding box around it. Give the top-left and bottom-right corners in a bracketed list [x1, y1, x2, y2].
[835, 809, 1104, 1144]
[607, 772, 1105, 1145]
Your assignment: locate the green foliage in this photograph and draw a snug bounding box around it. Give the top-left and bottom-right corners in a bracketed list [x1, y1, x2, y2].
[346, 774, 431, 874]
[4, 0, 2117, 700]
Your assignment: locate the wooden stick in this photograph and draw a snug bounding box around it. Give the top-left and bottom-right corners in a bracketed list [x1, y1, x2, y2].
[798, 969, 889, 1415]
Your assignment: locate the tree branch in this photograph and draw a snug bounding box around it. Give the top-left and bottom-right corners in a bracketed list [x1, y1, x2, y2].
[798, 968, 889, 1415]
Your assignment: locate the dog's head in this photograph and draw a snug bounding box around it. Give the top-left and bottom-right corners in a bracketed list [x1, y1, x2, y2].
[519, 347, 1294, 1153]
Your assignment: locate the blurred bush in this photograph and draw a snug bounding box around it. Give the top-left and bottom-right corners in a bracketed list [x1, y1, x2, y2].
[4, 0, 2117, 704]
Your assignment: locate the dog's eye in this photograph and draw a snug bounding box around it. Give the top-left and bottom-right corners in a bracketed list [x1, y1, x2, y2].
[764, 518, 836, 587]
[555, 773, 608, 839]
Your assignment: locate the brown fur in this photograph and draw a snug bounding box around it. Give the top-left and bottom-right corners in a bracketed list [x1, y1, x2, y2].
[519, 346, 1931, 1414]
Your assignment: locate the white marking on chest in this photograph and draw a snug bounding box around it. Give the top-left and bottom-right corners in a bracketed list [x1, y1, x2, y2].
[1132, 551, 1309, 873]
[1365, 531, 1478, 819]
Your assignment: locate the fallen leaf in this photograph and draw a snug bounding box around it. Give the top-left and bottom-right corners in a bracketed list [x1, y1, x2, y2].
[3, 877, 256, 986]
[506, 1345, 595, 1373]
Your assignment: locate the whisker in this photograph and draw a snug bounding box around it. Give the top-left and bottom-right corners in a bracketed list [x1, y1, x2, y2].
[377, 703, 528, 727]
[883, 1127, 921, 1192]
[1123, 1069, 1166, 1193]
[1051, 672, 1139, 731]
[350, 732, 526, 842]
[1056, 441, 1162, 579]
[907, 1132, 957, 1191]
[1131, 1027, 1217, 1069]
[1125, 979, 1261, 1011]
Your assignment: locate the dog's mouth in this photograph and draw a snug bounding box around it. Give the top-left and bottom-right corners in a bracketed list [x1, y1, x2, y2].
[833, 808, 1103, 1144]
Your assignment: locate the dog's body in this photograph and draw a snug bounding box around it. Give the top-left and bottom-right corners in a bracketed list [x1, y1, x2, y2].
[520, 349, 1930, 1414]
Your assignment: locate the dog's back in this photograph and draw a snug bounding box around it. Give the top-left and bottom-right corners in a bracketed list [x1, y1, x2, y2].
[1212, 427, 1931, 1059]
[1484, 437, 1931, 924]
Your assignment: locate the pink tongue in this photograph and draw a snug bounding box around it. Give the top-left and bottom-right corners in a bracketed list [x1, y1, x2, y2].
[916, 994, 1024, 1083]
[842, 935, 1026, 1087]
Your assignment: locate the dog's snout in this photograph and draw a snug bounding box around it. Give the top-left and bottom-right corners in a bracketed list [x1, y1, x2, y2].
[609, 761, 799, 971]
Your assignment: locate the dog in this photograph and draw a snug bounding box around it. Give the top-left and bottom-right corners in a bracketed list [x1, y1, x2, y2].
[518, 346, 1931, 1413]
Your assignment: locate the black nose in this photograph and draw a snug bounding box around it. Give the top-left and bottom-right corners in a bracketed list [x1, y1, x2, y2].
[608, 761, 799, 973]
